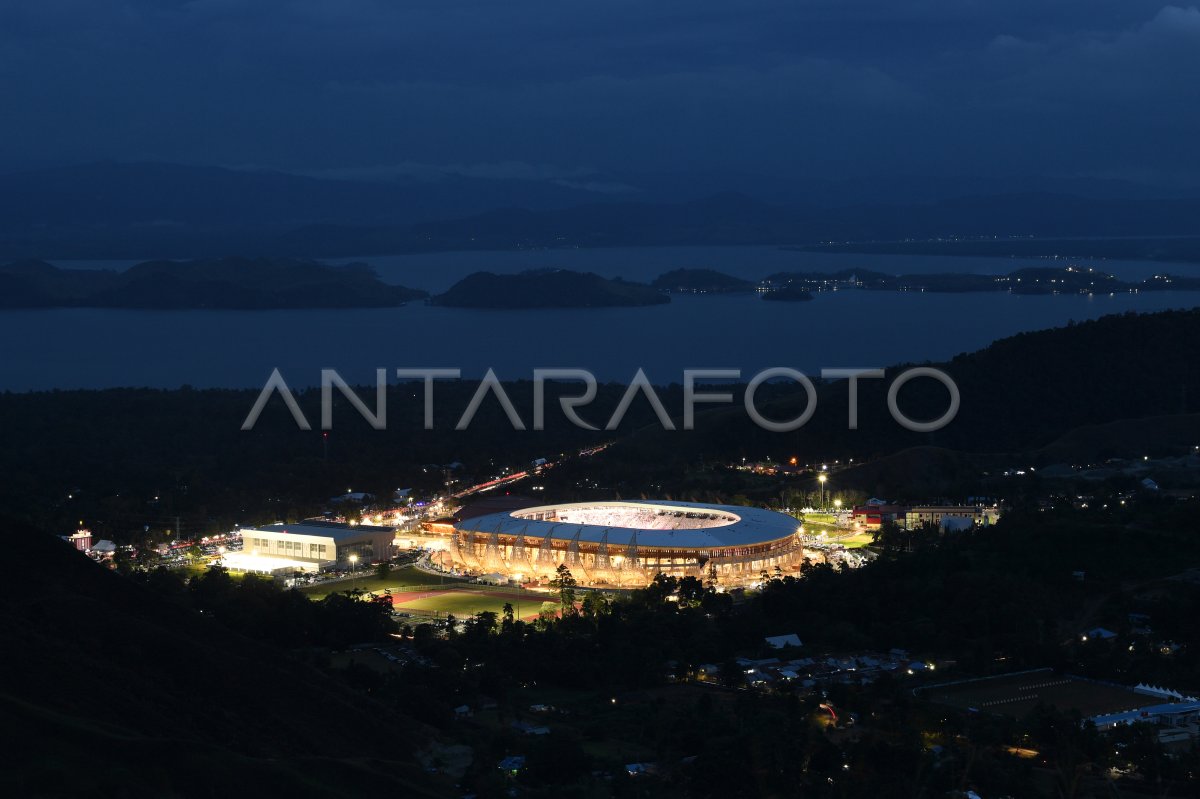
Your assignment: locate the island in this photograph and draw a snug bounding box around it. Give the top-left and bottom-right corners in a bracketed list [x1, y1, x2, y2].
[651, 268, 754, 293]
[759, 266, 1200, 296]
[429, 269, 670, 308]
[0, 257, 427, 309]
[761, 285, 814, 302]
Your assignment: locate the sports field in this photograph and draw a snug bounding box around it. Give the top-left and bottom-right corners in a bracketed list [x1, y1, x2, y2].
[836, 532, 876, 549]
[388, 588, 550, 621]
[920, 669, 1147, 719]
[803, 513, 847, 538]
[298, 565, 465, 600]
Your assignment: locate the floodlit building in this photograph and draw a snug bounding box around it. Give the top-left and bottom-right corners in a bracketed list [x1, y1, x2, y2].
[89, 539, 116, 558]
[443, 500, 805, 588]
[63, 528, 93, 552]
[904, 505, 1000, 530]
[234, 521, 395, 572]
[851, 504, 907, 528]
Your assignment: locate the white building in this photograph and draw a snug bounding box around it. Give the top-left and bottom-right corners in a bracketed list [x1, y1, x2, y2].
[233, 521, 395, 572]
[904, 505, 1000, 530]
[1091, 701, 1200, 730]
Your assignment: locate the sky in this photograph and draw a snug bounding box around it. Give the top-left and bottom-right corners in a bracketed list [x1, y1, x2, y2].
[2, 0, 1198, 188]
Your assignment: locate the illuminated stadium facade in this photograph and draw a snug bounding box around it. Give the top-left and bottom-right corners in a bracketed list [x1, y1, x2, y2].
[443, 500, 804, 588]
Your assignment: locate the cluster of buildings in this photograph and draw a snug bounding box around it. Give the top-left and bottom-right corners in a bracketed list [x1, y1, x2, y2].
[922, 669, 1200, 753]
[1091, 684, 1200, 747]
[850, 499, 1001, 531]
[693, 641, 934, 691]
[61, 528, 118, 560]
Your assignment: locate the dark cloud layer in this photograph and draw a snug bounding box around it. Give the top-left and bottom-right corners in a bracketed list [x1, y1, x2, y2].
[1, 1, 1196, 186]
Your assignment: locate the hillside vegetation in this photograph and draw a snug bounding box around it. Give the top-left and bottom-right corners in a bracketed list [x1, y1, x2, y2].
[0, 520, 442, 797]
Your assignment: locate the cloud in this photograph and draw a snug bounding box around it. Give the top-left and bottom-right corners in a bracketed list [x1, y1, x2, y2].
[304, 161, 599, 182]
[294, 160, 641, 193]
[551, 179, 642, 194]
[0, 1, 1195, 184]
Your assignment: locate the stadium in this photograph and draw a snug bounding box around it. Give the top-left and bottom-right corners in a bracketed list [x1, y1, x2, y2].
[439, 500, 804, 588]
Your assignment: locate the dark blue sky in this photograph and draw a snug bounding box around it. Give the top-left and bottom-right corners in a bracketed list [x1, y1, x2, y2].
[2, 1, 1198, 188]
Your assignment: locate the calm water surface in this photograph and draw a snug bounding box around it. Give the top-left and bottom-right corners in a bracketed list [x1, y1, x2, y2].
[1, 247, 1197, 390]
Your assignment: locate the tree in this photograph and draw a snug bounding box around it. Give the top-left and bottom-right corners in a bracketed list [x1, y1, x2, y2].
[375, 561, 393, 580]
[645, 572, 678, 603]
[719, 658, 745, 689]
[112, 546, 135, 574]
[134, 544, 162, 570]
[501, 602, 515, 628]
[465, 610, 497, 642]
[537, 601, 558, 629]
[525, 732, 591, 785]
[872, 521, 906, 555]
[189, 563, 234, 606]
[549, 564, 577, 615]
[580, 591, 611, 619]
[677, 575, 706, 607]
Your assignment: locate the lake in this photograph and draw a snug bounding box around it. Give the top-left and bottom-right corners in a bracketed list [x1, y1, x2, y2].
[2, 246, 1198, 390]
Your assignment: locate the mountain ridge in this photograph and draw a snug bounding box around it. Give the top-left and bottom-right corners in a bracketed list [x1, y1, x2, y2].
[5, 162, 1200, 259]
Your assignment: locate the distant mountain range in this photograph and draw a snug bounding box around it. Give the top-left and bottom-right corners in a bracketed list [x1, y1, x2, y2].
[0, 161, 608, 229]
[3, 162, 1200, 260]
[4, 257, 1195, 311]
[4, 256, 1197, 312]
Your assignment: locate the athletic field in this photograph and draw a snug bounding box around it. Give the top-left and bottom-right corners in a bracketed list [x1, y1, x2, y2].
[920, 669, 1147, 719]
[836, 532, 876, 549]
[298, 565, 465, 600]
[387, 588, 550, 622]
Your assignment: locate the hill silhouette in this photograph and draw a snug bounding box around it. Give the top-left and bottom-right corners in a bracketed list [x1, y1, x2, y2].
[431, 269, 668, 308]
[0, 520, 442, 797]
[610, 309, 1200, 467]
[7, 163, 1200, 259]
[651, 268, 754, 293]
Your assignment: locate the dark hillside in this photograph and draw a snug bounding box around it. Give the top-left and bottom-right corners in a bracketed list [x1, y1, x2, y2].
[0, 520, 442, 797]
[612, 309, 1200, 466]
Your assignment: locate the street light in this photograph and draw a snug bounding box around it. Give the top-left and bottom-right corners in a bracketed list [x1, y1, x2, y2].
[349, 553, 359, 573]
[818, 474, 828, 508]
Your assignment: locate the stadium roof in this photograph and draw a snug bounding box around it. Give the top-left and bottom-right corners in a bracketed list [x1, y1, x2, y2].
[455, 494, 542, 521]
[244, 521, 394, 542]
[454, 500, 800, 548]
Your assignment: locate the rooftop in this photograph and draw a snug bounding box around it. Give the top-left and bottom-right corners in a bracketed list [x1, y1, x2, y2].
[1092, 701, 1200, 728]
[455, 494, 542, 521]
[455, 500, 800, 548]
[244, 521, 395, 542]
